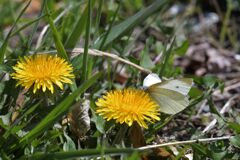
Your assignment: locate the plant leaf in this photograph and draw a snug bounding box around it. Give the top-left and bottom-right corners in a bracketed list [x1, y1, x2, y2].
[230, 135, 240, 149]
[228, 122, 240, 134]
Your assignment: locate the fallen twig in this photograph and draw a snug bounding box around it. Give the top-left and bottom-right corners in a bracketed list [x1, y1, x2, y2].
[34, 48, 152, 74]
[138, 135, 233, 151]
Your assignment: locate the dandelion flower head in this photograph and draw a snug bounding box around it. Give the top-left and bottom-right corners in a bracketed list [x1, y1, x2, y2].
[96, 88, 160, 129]
[11, 54, 74, 94]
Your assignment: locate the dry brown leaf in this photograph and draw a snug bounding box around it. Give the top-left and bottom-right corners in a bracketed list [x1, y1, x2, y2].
[129, 122, 146, 147]
[67, 95, 91, 138]
[11, 89, 27, 123]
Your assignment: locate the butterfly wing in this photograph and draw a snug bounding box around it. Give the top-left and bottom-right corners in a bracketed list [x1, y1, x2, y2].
[147, 78, 192, 114]
[157, 78, 193, 95]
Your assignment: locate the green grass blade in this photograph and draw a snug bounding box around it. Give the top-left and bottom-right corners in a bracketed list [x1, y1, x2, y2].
[44, 2, 69, 61]
[93, 0, 104, 41]
[64, 2, 88, 49]
[17, 72, 102, 148]
[82, 0, 92, 82]
[94, 0, 168, 49]
[24, 0, 46, 53]
[159, 37, 175, 76]
[99, 1, 121, 50]
[0, 0, 31, 64]
[10, 14, 47, 37]
[20, 148, 136, 160]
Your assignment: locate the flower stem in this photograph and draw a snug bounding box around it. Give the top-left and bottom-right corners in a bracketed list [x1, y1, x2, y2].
[42, 93, 49, 107]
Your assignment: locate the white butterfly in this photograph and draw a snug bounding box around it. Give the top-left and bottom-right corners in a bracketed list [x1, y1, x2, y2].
[143, 73, 193, 115]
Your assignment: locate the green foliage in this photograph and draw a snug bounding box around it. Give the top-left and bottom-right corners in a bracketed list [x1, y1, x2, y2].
[64, 1, 88, 49]
[230, 135, 240, 149]
[0, 0, 239, 159]
[94, 0, 169, 49]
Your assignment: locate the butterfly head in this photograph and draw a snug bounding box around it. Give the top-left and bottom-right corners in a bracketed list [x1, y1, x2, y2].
[143, 73, 162, 88]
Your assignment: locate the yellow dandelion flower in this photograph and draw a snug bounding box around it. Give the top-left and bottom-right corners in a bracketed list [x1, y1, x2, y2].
[11, 54, 74, 94]
[96, 88, 160, 129]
